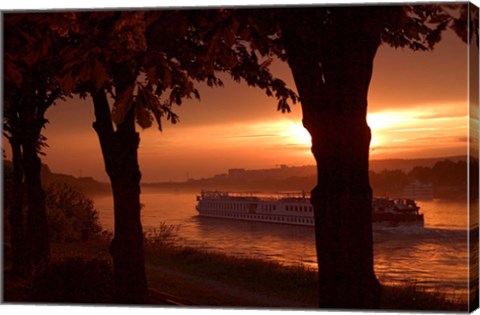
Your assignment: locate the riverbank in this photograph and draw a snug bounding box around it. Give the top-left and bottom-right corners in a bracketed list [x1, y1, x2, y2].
[3, 237, 468, 311]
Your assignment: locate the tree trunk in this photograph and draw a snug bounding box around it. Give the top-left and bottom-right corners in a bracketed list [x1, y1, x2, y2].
[92, 87, 148, 304]
[8, 99, 51, 270]
[5, 71, 57, 272]
[22, 138, 50, 268]
[8, 138, 28, 273]
[281, 10, 382, 309]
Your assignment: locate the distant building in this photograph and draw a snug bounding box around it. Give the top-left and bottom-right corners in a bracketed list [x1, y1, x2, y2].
[402, 180, 434, 200]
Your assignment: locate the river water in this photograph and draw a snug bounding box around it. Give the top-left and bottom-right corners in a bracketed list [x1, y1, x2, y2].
[93, 191, 477, 301]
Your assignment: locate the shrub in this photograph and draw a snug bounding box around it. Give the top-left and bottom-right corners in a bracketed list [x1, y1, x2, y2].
[144, 222, 181, 249]
[46, 184, 102, 242]
[31, 256, 114, 304]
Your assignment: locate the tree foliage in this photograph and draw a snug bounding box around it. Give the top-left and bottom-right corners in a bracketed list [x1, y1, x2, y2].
[24, 10, 299, 132]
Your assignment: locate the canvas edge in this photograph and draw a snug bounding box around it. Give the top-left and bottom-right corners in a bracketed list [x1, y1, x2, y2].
[468, 1, 480, 312]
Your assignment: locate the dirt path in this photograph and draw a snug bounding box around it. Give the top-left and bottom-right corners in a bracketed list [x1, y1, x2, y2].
[146, 264, 315, 308]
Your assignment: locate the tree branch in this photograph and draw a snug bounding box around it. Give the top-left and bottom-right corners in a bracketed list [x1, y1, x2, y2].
[92, 88, 114, 137]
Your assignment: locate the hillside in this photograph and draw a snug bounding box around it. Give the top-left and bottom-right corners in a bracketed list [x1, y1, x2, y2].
[3, 160, 111, 196]
[142, 155, 471, 198]
[3, 155, 471, 198]
[369, 155, 466, 172]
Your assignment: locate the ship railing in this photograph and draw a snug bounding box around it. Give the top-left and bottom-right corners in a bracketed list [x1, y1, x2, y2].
[198, 190, 310, 201]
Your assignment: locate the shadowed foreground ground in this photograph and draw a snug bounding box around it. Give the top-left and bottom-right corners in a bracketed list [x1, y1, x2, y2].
[2, 240, 469, 311]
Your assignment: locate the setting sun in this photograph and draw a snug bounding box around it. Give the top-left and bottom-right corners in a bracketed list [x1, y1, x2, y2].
[284, 123, 312, 146]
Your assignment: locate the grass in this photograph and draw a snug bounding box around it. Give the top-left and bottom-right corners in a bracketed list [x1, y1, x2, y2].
[3, 235, 470, 311]
[381, 283, 467, 311]
[144, 244, 318, 307]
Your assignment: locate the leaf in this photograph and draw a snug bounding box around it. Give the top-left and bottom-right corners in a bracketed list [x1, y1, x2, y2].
[58, 74, 77, 94]
[218, 47, 238, 68]
[138, 85, 163, 130]
[135, 100, 153, 129]
[78, 60, 94, 83]
[4, 61, 23, 87]
[146, 66, 159, 85]
[163, 67, 173, 88]
[193, 88, 201, 100]
[260, 57, 273, 69]
[223, 27, 236, 47]
[111, 85, 134, 126]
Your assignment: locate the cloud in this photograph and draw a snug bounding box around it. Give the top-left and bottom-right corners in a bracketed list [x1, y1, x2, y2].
[414, 113, 468, 120]
[221, 134, 280, 139]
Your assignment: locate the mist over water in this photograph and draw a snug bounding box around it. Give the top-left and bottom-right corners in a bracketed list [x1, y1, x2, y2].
[94, 192, 474, 301]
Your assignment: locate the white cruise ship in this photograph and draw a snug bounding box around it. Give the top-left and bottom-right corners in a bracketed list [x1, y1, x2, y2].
[195, 191, 424, 227]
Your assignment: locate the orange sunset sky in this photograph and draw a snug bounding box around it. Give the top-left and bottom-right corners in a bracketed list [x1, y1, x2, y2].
[3, 24, 473, 182]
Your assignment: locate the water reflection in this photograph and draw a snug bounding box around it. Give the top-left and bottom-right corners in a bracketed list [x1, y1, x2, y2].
[191, 216, 317, 267]
[93, 192, 470, 300]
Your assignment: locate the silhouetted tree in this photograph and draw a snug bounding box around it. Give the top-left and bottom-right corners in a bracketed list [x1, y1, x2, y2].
[431, 160, 468, 186]
[33, 10, 297, 303]
[241, 4, 478, 308]
[3, 14, 66, 271]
